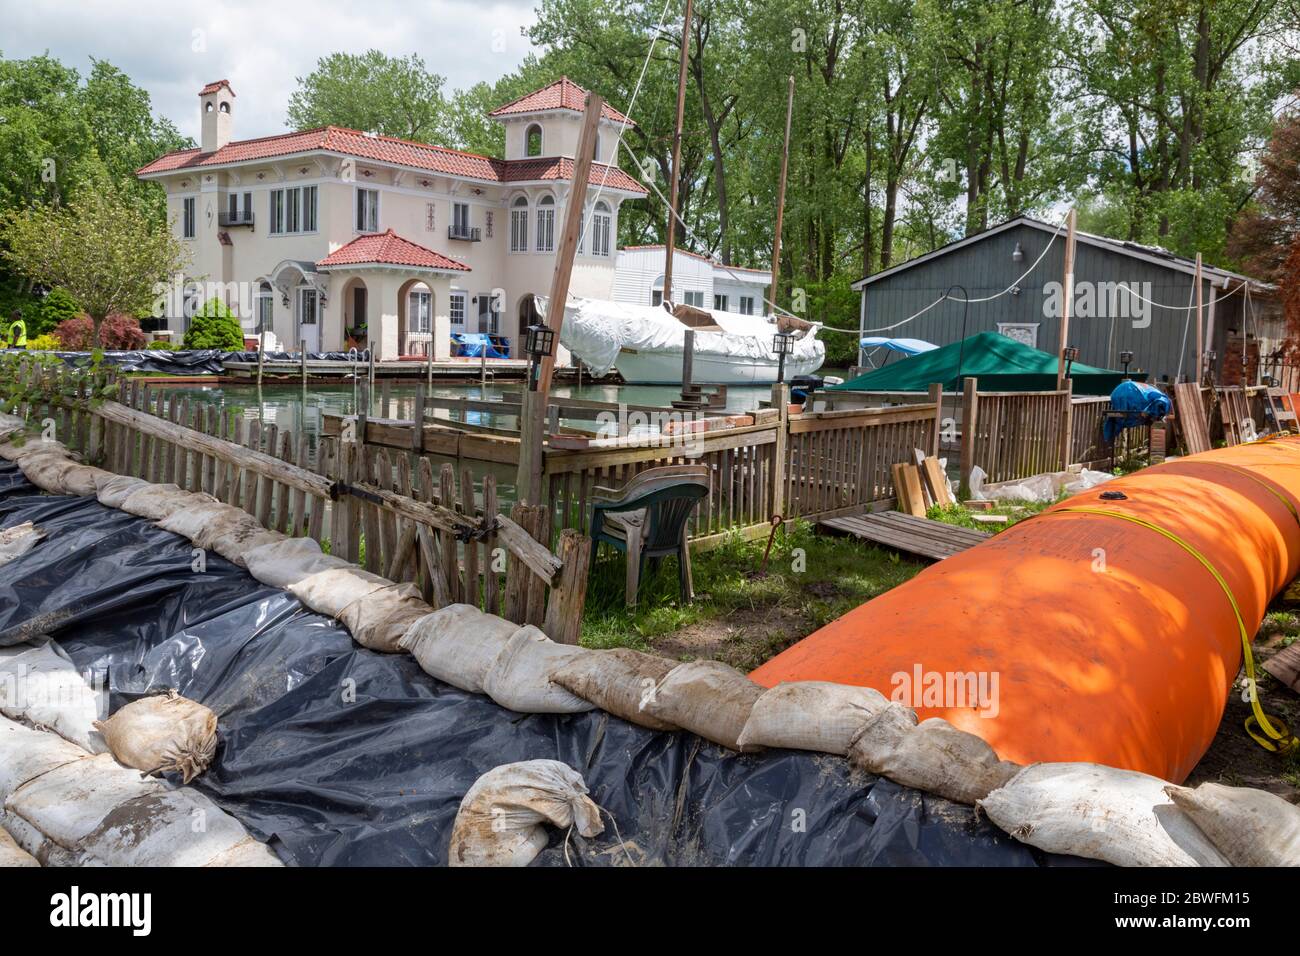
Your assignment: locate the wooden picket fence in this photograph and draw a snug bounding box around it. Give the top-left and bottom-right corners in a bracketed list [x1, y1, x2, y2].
[13, 363, 588, 643]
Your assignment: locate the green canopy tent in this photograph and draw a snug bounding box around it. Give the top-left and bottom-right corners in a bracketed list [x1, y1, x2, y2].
[830, 331, 1144, 397]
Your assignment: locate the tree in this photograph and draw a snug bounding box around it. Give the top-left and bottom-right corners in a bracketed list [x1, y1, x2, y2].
[182, 297, 244, 350]
[0, 183, 187, 347]
[287, 51, 449, 141]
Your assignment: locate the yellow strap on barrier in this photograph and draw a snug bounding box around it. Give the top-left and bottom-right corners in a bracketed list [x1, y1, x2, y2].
[1162, 461, 1300, 527]
[1048, 506, 1298, 756]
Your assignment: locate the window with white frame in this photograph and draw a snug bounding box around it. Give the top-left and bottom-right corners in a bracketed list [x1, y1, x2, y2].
[535, 195, 555, 252]
[683, 290, 705, 307]
[182, 197, 196, 239]
[452, 202, 471, 237]
[510, 196, 528, 253]
[449, 291, 466, 332]
[714, 294, 728, 311]
[591, 201, 612, 256]
[739, 296, 755, 315]
[270, 186, 317, 235]
[356, 187, 379, 233]
[409, 290, 432, 334]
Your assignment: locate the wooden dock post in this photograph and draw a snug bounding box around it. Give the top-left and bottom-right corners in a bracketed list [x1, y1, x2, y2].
[959, 376, 979, 498]
[1056, 209, 1077, 391]
[1058, 377, 1074, 469]
[771, 382, 790, 519]
[927, 382, 943, 459]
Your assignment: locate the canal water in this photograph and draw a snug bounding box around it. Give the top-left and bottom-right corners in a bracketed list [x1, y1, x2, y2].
[158, 379, 784, 504]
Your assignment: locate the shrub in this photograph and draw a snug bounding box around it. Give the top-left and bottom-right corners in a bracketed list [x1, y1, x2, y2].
[37, 288, 81, 336]
[25, 333, 62, 351]
[183, 298, 244, 350]
[146, 339, 182, 351]
[53, 313, 147, 351]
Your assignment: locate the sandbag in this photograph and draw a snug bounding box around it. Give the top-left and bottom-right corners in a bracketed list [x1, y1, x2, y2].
[0, 822, 39, 867]
[0, 643, 106, 753]
[1164, 782, 1300, 867]
[551, 648, 680, 730]
[448, 760, 604, 867]
[93, 690, 218, 783]
[242, 536, 351, 589]
[94, 472, 148, 508]
[639, 660, 764, 751]
[0, 715, 88, 802]
[337, 583, 430, 653]
[18, 452, 89, 495]
[737, 681, 888, 755]
[0, 810, 80, 867]
[289, 566, 393, 618]
[398, 604, 520, 693]
[848, 703, 1019, 805]
[0, 412, 23, 444]
[6, 753, 279, 866]
[0, 521, 44, 566]
[0, 437, 68, 462]
[157, 500, 240, 541]
[119, 484, 215, 521]
[481, 627, 596, 714]
[976, 762, 1229, 867]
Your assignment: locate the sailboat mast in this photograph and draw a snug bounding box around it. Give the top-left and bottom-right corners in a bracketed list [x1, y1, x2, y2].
[770, 74, 794, 319]
[662, 0, 693, 307]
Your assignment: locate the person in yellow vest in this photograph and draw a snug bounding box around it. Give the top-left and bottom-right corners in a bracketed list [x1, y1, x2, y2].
[6, 311, 26, 348]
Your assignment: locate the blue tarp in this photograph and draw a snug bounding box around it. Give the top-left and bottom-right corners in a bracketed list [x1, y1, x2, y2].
[859, 337, 937, 355]
[451, 333, 509, 359]
[1103, 380, 1171, 443]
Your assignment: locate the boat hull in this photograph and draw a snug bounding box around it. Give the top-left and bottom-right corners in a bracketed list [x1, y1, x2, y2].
[614, 347, 824, 385]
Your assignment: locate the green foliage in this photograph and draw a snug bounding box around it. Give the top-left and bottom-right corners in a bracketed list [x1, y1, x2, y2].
[0, 281, 80, 337]
[145, 338, 182, 351]
[287, 50, 449, 141]
[0, 350, 117, 427]
[182, 298, 244, 350]
[25, 333, 60, 351]
[0, 180, 187, 346]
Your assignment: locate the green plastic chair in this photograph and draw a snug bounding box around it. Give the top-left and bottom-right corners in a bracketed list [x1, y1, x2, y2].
[589, 464, 710, 607]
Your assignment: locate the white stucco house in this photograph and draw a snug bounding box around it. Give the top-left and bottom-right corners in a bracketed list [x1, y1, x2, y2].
[137, 77, 647, 359]
[611, 245, 771, 315]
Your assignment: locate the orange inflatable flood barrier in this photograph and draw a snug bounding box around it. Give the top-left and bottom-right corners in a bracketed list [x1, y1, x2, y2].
[750, 438, 1300, 783]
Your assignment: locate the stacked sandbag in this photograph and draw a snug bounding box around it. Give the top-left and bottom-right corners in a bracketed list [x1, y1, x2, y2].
[638, 660, 764, 751]
[737, 681, 888, 755]
[848, 702, 1020, 805]
[119, 483, 215, 521]
[0, 436, 69, 463]
[337, 582, 430, 653]
[552, 648, 680, 730]
[0, 412, 23, 444]
[18, 453, 107, 496]
[398, 604, 520, 693]
[242, 537, 351, 589]
[0, 642, 106, 753]
[1164, 782, 1300, 866]
[448, 760, 604, 867]
[93, 691, 218, 783]
[481, 627, 596, 714]
[0, 521, 44, 567]
[289, 566, 394, 617]
[0, 823, 38, 867]
[93, 472, 148, 508]
[976, 762, 1229, 867]
[159, 501, 286, 566]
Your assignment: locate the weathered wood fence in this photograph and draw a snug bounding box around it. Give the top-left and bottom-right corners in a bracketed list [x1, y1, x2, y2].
[16, 362, 588, 643]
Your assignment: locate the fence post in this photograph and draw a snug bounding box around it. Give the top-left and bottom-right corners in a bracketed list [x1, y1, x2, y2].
[543, 529, 592, 645]
[1058, 378, 1074, 469]
[927, 382, 943, 459]
[771, 382, 789, 520]
[959, 376, 978, 499]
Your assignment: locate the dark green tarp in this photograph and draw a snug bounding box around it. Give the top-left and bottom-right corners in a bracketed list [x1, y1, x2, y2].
[830, 331, 1144, 396]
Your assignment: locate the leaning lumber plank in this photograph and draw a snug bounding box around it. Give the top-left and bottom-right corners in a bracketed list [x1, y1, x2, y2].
[920, 456, 952, 508]
[891, 462, 926, 517]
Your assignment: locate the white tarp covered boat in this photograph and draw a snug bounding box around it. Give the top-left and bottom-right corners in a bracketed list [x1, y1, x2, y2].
[544, 295, 825, 385]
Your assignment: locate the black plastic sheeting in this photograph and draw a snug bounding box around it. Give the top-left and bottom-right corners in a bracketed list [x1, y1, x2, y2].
[5, 348, 367, 376]
[0, 465, 1092, 867]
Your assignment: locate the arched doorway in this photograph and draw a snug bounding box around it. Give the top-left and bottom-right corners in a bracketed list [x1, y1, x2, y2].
[340, 277, 369, 350]
[398, 278, 433, 357]
[517, 293, 543, 358]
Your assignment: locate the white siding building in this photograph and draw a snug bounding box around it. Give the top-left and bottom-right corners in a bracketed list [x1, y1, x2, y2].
[612, 246, 770, 315]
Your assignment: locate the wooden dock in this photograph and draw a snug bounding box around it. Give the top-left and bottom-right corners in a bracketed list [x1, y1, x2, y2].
[221, 358, 531, 381]
[818, 510, 990, 561]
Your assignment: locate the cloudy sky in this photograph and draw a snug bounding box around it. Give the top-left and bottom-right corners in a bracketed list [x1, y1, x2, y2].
[2, 0, 542, 141]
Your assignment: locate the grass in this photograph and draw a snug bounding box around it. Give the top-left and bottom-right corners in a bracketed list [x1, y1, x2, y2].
[924, 496, 1061, 531]
[579, 519, 925, 665]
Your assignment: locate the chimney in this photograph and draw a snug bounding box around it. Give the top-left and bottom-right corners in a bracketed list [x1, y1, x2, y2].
[199, 80, 235, 153]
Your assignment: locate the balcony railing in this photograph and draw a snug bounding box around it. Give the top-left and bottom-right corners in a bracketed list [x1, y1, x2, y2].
[448, 225, 481, 242]
[218, 210, 255, 228]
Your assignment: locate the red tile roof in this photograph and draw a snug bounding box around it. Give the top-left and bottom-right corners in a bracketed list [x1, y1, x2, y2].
[504, 157, 644, 193]
[316, 230, 471, 272]
[488, 77, 634, 127]
[136, 125, 646, 195]
[199, 79, 235, 97]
